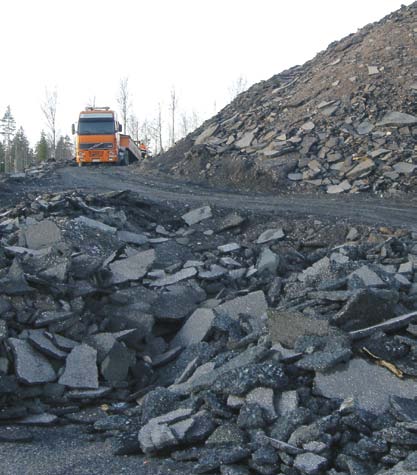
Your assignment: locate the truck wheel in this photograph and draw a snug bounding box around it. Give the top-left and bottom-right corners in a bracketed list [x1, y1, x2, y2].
[120, 150, 129, 166]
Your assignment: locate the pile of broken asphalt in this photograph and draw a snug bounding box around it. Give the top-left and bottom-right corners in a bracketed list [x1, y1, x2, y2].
[1, 190, 417, 474]
[148, 2, 417, 197]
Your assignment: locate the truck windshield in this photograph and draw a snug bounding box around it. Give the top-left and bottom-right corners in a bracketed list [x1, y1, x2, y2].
[78, 118, 115, 135]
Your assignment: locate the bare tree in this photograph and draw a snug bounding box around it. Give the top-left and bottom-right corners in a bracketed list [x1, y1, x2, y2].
[180, 112, 189, 138]
[169, 87, 178, 147]
[41, 88, 58, 158]
[148, 103, 164, 154]
[190, 110, 201, 132]
[228, 75, 248, 100]
[127, 113, 140, 142]
[117, 77, 131, 134]
[140, 119, 152, 146]
[155, 103, 164, 153]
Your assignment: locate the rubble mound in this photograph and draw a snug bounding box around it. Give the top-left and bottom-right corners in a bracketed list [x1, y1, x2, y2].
[146, 2, 417, 195]
[2, 190, 417, 472]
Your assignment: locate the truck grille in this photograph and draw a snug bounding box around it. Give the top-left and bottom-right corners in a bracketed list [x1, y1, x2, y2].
[79, 142, 113, 150]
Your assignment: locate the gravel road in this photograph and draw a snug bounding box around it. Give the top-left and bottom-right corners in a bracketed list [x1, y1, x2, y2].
[53, 165, 417, 230]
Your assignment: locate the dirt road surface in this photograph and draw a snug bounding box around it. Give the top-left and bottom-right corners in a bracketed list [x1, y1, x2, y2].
[50, 165, 417, 231]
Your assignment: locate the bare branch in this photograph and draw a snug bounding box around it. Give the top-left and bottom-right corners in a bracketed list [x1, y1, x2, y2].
[41, 88, 58, 156]
[117, 77, 131, 134]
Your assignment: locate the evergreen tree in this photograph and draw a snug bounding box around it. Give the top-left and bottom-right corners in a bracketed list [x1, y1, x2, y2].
[10, 127, 31, 172]
[0, 106, 17, 172]
[0, 106, 16, 145]
[55, 135, 73, 161]
[0, 142, 5, 173]
[36, 131, 49, 161]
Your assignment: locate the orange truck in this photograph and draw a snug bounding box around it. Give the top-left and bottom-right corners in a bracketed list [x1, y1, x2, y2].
[72, 107, 142, 167]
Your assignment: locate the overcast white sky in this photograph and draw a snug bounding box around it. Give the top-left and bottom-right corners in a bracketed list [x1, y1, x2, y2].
[0, 0, 413, 146]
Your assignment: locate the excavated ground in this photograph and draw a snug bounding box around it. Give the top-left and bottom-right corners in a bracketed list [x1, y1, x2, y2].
[1, 162, 417, 474]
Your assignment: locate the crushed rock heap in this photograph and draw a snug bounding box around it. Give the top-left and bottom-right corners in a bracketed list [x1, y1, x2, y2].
[2, 191, 417, 473]
[146, 2, 417, 195]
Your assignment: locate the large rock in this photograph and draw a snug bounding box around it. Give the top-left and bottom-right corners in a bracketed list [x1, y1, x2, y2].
[153, 240, 194, 268]
[8, 338, 56, 385]
[73, 216, 117, 233]
[294, 453, 328, 474]
[21, 219, 62, 249]
[215, 291, 267, 321]
[100, 341, 130, 384]
[256, 247, 280, 274]
[151, 267, 197, 287]
[256, 228, 285, 244]
[117, 230, 148, 245]
[170, 308, 216, 348]
[331, 289, 397, 331]
[348, 265, 384, 288]
[152, 284, 206, 321]
[345, 158, 375, 179]
[109, 249, 155, 284]
[267, 310, 330, 348]
[314, 358, 417, 414]
[58, 344, 98, 389]
[27, 330, 67, 360]
[182, 206, 212, 226]
[377, 111, 417, 127]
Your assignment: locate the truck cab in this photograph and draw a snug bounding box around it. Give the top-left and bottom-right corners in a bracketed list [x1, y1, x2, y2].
[73, 107, 122, 166]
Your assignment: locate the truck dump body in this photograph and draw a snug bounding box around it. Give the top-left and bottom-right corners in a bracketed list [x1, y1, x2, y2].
[74, 108, 141, 166]
[120, 135, 142, 161]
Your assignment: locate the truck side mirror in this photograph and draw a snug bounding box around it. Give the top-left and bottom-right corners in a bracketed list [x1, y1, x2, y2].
[119, 123, 122, 132]
[71, 124, 75, 135]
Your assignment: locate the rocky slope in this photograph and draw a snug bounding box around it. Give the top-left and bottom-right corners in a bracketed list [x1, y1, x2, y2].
[144, 2, 417, 195]
[2, 189, 417, 473]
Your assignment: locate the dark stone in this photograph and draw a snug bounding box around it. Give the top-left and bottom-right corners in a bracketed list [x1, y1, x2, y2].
[106, 305, 154, 337]
[295, 335, 352, 372]
[93, 415, 129, 432]
[183, 411, 216, 444]
[194, 447, 251, 473]
[270, 407, 312, 442]
[140, 387, 180, 425]
[294, 452, 328, 475]
[380, 426, 417, 445]
[336, 454, 371, 475]
[58, 344, 98, 389]
[332, 289, 397, 331]
[152, 284, 205, 321]
[100, 341, 130, 384]
[237, 403, 268, 429]
[251, 445, 279, 465]
[153, 241, 194, 269]
[362, 334, 409, 361]
[206, 423, 246, 446]
[34, 311, 74, 328]
[0, 374, 18, 395]
[27, 330, 68, 360]
[212, 362, 288, 396]
[8, 338, 56, 385]
[267, 309, 330, 348]
[390, 396, 417, 422]
[156, 342, 217, 386]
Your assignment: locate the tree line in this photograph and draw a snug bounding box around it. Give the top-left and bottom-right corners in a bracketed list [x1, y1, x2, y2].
[0, 88, 73, 174]
[0, 75, 248, 173]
